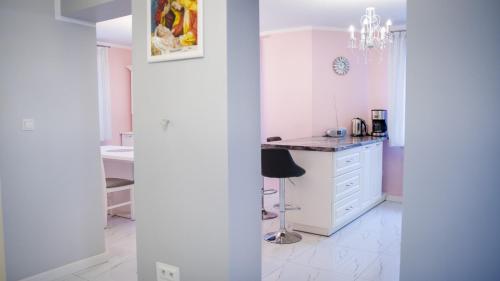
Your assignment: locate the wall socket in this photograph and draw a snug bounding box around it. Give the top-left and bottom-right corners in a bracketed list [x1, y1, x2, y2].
[156, 262, 180, 281]
[22, 118, 35, 131]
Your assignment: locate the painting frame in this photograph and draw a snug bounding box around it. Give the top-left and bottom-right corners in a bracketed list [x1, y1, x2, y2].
[147, 0, 204, 63]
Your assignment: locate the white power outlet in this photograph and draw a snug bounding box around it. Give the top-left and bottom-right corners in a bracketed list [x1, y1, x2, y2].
[22, 119, 35, 131]
[156, 262, 180, 281]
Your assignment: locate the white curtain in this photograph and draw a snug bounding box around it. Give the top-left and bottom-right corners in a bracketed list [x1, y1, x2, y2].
[97, 46, 112, 142]
[388, 31, 407, 147]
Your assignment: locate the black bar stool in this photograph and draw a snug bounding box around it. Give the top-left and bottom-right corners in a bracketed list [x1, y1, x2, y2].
[261, 136, 283, 220]
[262, 148, 305, 244]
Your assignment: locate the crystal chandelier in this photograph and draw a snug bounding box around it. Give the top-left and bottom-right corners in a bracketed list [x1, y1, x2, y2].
[348, 7, 393, 52]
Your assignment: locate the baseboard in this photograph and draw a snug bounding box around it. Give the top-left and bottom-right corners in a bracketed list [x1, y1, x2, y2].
[19, 252, 109, 281]
[385, 194, 403, 203]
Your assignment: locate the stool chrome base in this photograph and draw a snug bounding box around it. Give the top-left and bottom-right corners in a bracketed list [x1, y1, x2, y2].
[263, 178, 302, 244]
[264, 230, 302, 244]
[262, 209, 278, 220]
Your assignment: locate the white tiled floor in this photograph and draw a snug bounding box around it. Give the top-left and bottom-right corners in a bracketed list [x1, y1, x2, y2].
[55, 200, 402, 281]
[261, 199, 402, 281]
[54, 216, 137, 281]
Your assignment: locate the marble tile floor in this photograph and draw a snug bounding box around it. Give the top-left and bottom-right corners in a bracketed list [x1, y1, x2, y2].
[54, 200, 402, 281]
[261, 199, 402, 281]
[54, 216, 138, 281]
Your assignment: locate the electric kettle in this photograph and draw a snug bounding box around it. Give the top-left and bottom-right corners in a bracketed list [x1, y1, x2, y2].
[351, 118, 368, 137]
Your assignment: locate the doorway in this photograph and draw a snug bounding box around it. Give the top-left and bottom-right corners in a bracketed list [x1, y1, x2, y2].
[96, 14, 138, 280]
[259, 1, 406, 280]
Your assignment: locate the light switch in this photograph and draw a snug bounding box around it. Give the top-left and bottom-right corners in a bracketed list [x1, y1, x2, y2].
[156, 262, 180, 281]
[22, 119, 35, 131]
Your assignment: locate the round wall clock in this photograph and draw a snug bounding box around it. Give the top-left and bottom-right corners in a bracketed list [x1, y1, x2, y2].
[333, 56, 350, 75]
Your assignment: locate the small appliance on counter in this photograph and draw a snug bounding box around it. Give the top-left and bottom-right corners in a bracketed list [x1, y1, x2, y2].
[325, 128, 347, 138]
[371, 109, 388, 137]
[351, 118, 368, 137]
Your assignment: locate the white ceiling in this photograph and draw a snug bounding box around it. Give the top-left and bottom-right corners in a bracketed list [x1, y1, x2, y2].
[260, 0, 406, 32]
[95, 1, 406, 46]
[96, 15, 132, 47]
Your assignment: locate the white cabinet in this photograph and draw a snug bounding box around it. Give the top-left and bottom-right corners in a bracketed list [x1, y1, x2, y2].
[286, 142, 384, 236]
[370, 143, 383, 202]
[361, 142, 383, 209]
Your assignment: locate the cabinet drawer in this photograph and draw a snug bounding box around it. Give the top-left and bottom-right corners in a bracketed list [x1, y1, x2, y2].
[334, 191, 360, 222]
[334, 151, 361, 176]
[334, 169, 361, 202]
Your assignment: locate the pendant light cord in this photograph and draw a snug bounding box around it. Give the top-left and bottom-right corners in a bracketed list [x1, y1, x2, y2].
[333, 90, 339, 129]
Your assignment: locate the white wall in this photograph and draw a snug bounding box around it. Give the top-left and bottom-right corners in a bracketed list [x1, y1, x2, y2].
[132, 0, 261, 280]
[227, 0, 262, 279]
[0, 1, 105, 280]
[401, 0, 500, 280]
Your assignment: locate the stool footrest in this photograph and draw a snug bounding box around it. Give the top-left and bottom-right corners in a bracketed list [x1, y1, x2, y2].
[107, 201, 132, 210]
[273, 203, 301, 211]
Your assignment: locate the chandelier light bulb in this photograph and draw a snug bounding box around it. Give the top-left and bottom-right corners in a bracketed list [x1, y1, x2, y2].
[366, 7, 375, 18]
[349, 25, 355, 40]
[386, 19, 392, 32]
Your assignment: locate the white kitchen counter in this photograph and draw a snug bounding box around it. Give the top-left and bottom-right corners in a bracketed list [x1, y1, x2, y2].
[269, 141, 385, 236]
[101, 146, 134, 162]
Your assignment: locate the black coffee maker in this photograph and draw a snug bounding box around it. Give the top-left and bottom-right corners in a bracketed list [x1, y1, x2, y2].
[371, 109, 388, 137]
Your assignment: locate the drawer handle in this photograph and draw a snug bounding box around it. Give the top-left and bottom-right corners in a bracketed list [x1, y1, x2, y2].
[345, 206, 354, 211]
[346, 183, 351, 187]
[345, 160, 352, 163]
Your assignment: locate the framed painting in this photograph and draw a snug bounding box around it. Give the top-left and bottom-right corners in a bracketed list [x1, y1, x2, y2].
[147, 0, 204, 62]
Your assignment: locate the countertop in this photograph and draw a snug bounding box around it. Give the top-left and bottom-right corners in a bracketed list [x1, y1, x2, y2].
[101, 146, 134, 162]
[261, 136, 386, 152]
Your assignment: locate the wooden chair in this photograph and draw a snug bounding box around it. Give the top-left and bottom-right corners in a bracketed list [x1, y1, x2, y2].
[101, 159, 135, 227]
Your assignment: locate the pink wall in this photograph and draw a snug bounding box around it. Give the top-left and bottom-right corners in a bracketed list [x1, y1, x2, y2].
[260, 29, 404, 197]
[105, 47, 132, 146]
[260, 31, 314, 190]
[311, 30, 370, 135]
[260, 30, 373, 139]
[260, 31, 313, 141]
[382, 143, 404, 196]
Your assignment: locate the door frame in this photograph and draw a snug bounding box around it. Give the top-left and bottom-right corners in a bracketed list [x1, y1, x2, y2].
[0, 182, 6, 281]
